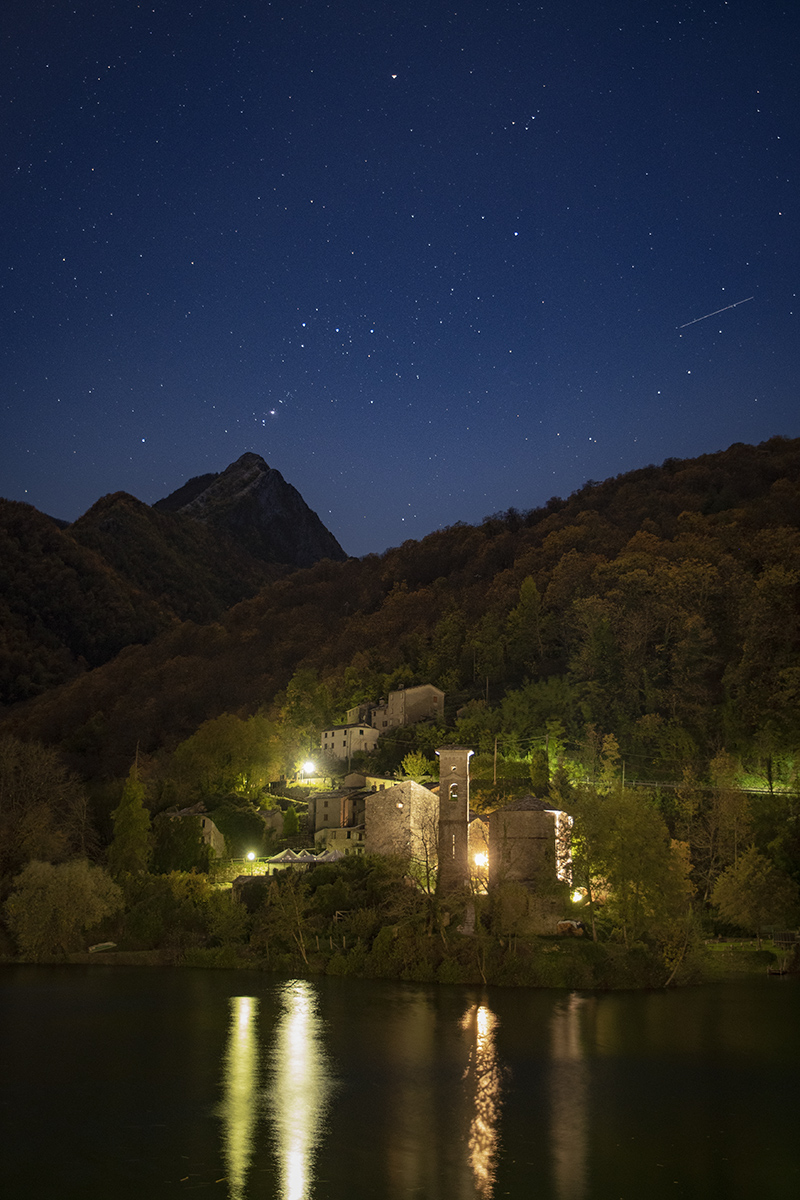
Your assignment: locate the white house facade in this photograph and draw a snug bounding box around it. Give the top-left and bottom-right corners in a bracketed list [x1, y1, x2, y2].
[320, 723, 381, 761]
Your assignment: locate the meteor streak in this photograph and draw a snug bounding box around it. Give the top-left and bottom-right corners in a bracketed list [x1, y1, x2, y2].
[678, 296, 754, 329]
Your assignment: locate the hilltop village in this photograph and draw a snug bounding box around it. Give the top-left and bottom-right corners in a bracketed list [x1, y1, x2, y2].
[3, 440, 800, 973]
[234, 686, 574, 934]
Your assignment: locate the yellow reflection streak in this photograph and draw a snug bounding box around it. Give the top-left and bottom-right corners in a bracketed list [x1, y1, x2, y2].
[461, 1002, 502, 1198]
[267, 980, 335, 1200]
[549, 993, 590, 1200]
[221, 996, 260, 1200]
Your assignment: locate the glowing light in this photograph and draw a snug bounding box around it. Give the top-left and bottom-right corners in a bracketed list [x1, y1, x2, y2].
[550, 994, 589, 1199]
[220, 996, 260, 1200]
[473, 852, 488, 868]
[461, 1002, 502, 1198]
[303, 760, 315, 775]
[266, 980, 336, 1200]
[246, 852, 256, 861]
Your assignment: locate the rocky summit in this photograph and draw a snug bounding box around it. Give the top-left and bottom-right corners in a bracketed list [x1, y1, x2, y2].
[155, 453, 347, 567]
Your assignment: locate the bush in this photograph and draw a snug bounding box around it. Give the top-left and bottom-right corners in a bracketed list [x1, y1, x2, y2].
[5, 860, 122, 960]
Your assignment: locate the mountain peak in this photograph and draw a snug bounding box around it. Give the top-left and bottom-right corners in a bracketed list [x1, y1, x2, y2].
[156, 457, 346, 567]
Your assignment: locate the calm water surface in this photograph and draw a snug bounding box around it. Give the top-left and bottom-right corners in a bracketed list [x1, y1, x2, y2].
[0, 966, 798, 1199]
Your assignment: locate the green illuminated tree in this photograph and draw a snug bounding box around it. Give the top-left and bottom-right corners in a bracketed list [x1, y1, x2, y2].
[712, 847, 799, 947]
[400, 750, 436, 781]
[571, 786, 693, 948]
[108, 767, 152, 877]
[282, 804, 300, 839]
[5, 859, 122, 960]
[170, 713, 276, 800]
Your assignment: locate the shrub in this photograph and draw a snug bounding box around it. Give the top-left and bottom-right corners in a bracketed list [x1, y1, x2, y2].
[5, 860, 122, 960]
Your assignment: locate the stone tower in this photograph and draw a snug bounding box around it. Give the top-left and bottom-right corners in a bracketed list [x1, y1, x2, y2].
[435, 746, 473, 893]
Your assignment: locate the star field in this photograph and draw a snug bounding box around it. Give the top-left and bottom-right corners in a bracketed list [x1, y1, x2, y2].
[2, 1, 798, 555]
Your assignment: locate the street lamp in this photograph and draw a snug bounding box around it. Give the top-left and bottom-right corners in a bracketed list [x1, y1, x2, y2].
[247, 851, 256, 875]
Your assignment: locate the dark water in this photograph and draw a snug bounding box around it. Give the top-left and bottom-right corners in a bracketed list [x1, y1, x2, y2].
[0, 967, 798, 1200]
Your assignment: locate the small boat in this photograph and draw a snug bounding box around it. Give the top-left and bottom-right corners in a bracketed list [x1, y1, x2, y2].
[88, 941, 117, 953]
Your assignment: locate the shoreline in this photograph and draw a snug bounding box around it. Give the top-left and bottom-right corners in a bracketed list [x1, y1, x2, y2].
[2, 938, 791, 989]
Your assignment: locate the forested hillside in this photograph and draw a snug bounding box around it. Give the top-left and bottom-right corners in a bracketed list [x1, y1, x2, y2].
[5, 436, 800, 791]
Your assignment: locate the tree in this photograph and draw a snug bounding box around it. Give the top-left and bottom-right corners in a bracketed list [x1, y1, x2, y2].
[505, 576, 546, 673]
[712, 847, 800, 947]
[108, 767, 152, 877]
[569, 786, 607, 941]
[528, 748, 549, 793]
[282, 804, 300, 839]
[571, 786, 693, 948]
[0, 735, 96, 877]
[151, 813, 211, 874]
[5, 860, 122, 960]
[170, 713, 277, 801]
[400, 750, 436, 781]
[676, 755, 752, 901]
[599, 790, 692, 947]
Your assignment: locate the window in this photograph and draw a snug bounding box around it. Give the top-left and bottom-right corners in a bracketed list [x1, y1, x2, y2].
[449, 783, 459, 802]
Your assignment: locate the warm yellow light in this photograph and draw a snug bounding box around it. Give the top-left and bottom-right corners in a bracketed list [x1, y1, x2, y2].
[474, 852, 488, 868]
[303, 760, 315, 774]
[571, 888, 585, 903]
[247, 851, 256, 862]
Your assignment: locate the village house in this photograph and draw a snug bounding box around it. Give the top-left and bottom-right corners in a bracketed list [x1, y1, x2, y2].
[361, 749, 570, 919]
[319, 722, 380, 761]
[487, 796, 573, 933]
[321, 684, 444, 763]
[308, 789, 366, 835]
[169, 804, 226, 858]
[345, 684, 445, 730]
[270, 744, 571, 929]
[364, 778, 440, 888]
[315, 825, 367, 856]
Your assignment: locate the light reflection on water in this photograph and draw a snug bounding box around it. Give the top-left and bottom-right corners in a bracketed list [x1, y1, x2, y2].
[265, 980, 336, 1200]
[220, 983, 335, 1200]
[220, 985, 507, 1200]
[4, 970, 797, 1199]
[461, 1002, 503, 1198]
[549, 993, 591, 1200]
[220, 996, 260, 1200]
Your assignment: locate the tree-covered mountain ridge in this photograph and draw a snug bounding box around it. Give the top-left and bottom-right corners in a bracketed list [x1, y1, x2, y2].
[0, 454, 344, 706]
[4, 435, 800, 788]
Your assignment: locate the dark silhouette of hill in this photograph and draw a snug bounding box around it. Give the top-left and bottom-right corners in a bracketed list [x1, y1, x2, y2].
[0, 498, 171, 704]
[0, 457, 347, 706]
[70, 492, 279, 621]
[154, 453, 347, 567]
[5, 436, 799, 781]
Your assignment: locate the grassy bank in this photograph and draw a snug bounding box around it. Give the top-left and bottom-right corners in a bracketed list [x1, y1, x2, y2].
[34, 932, 791, 991]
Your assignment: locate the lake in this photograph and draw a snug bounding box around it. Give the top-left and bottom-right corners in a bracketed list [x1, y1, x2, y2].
[0, 966, 798, 1199]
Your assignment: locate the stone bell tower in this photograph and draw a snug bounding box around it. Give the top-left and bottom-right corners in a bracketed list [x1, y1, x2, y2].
[435, 745, 473, 894]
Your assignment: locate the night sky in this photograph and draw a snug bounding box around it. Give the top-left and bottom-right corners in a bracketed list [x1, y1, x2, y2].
[2, 1, 798, 557]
